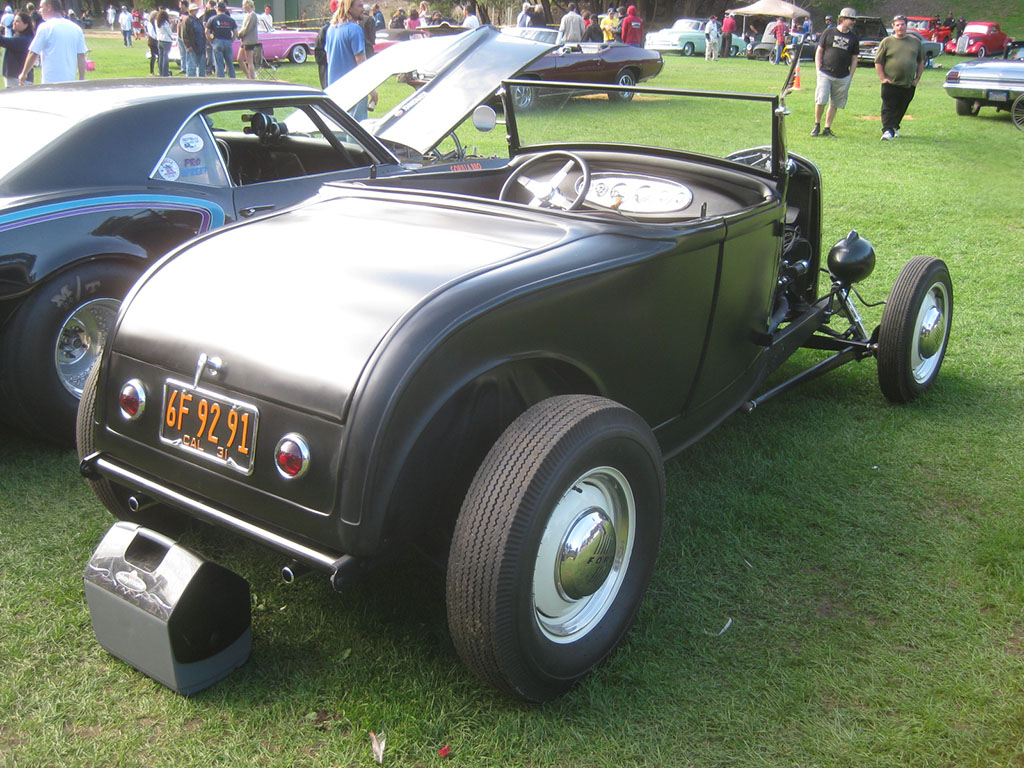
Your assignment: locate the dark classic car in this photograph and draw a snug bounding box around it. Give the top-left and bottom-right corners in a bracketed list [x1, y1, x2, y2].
[79, 52, 953, 702]
[852, 17, 892, 64]
[500, 25, 663, 108]
[0, 29, 553, 444]
[944, 40, 1024, 126]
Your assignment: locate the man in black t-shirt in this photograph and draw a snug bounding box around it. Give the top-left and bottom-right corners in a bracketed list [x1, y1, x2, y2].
[811, 6, 859, 137]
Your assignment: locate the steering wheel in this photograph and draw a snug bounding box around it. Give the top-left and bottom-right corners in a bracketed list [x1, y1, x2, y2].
[499, 151, 591, 210]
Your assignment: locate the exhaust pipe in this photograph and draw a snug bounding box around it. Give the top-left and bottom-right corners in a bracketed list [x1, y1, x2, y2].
[281, 561, 310, 584]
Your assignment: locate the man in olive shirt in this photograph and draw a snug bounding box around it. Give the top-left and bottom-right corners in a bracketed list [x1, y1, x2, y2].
[874, 14, 925, 140]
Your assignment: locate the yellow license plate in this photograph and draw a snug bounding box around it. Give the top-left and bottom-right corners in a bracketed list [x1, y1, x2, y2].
[159, 380, 259, 474]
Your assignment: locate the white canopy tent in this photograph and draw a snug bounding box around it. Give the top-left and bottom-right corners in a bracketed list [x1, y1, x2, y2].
[725, 0, 811, 40]
[726, 0, 810, 19]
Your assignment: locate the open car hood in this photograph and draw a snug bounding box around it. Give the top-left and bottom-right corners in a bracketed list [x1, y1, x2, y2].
[325, 25, 554, 156]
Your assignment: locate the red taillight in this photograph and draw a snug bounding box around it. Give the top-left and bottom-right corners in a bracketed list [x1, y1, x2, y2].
[119, 379, 146, 420]
[275, 434, 310, 479]
[946, 70, 960, 83]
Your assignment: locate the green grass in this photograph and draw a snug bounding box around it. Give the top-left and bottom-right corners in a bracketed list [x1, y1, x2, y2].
[2, 32, 1024, 767]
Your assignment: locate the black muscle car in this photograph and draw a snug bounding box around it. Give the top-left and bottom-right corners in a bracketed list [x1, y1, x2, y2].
[0, 27, 553, 445]
[79, 53, 953, 702]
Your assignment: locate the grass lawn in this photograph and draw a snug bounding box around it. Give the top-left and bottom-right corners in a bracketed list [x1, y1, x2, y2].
[1, 33, 1023, 767]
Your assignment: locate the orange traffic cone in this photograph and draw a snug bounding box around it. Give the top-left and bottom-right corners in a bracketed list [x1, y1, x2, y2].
[792, 63, 802, 89]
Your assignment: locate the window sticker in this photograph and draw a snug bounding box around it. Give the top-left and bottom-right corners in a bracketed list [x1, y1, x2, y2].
[179, 133, 205, 153]
[157, 158, 181, 182]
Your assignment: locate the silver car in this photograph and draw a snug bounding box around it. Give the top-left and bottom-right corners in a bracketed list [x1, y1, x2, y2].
[944, 40, 1024, 127]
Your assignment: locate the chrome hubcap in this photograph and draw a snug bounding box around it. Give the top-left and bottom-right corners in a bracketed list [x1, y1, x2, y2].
[557, 509, 616, 600]
[912, 282, 949, 383]
[533, 467, 635, 643]
[55, 298, 120, 397]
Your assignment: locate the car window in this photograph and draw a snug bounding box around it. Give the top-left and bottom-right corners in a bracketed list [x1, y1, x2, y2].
[200, 102, 373, 186]
[152, 114, 229, 187]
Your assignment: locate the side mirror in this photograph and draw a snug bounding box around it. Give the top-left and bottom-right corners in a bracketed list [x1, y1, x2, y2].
[472, 104, 497, 133]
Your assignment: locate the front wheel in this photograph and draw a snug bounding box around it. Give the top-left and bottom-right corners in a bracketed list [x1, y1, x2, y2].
[289, 44, 307, 64]
[877, 256, 953, 403]
[976, 46, 987, 58]
[0, 259, 139, 445]
[446, 395, 665, 701]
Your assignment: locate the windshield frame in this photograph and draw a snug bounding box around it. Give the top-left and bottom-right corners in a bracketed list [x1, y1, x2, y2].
[500, 80, 786, 180]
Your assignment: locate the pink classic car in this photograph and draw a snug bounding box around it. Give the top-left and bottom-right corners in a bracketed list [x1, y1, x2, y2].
[171, 12, 317, 66]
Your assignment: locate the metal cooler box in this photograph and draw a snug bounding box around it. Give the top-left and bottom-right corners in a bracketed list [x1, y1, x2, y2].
[84, 521, 251, 695]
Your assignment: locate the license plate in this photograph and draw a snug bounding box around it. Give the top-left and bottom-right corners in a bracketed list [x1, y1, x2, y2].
[988, 90, 1009, 102]
[160, 379, 259, 474]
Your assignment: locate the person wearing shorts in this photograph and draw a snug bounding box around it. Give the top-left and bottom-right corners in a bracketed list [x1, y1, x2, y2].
[811, 7, 859, 137]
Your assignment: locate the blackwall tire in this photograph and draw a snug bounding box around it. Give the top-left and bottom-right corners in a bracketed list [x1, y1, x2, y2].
[77, 362, 191, 536]
[954, 98, 979, 116]
[446, 395, 664, 701]
[877, 256, 953, 403]
[0, 260, 138, 446]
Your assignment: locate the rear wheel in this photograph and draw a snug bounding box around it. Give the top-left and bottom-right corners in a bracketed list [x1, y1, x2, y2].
[289, 44, 307, 64]
[446, 395, 664, 701]
[682, 41, 695, 55]
[954, 98, 978, 116]
[0, 260, 139, 445]
[608, 69, 637, 102]
[877, 256, 953, 403]
[1012, 93, 1024, 131]
[511, 82, 536, 111]
[77, 363, 191, 536]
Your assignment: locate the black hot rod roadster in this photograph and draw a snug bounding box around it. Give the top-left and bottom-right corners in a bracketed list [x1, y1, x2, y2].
[78, 46, 953, 701]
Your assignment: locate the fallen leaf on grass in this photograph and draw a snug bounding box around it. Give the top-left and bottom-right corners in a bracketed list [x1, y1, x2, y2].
[370, 731, 386, 764]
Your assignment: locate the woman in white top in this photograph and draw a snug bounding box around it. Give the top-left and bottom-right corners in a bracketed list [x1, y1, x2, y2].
[155, 8, 173, 76]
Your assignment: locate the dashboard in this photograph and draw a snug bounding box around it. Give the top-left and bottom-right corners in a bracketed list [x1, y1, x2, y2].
[578, 172, 695, 214]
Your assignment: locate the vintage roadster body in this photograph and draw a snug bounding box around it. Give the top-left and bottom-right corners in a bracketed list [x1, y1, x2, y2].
[79, 52, 953, 701]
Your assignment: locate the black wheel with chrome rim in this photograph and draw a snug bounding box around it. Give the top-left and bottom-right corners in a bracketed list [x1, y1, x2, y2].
[446, 395, 664, 701]
[877, 256, 953, 403]
[0, 259, 137, 445]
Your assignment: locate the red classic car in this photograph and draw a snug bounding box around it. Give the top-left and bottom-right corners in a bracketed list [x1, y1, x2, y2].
[945, 22, 1012, 58]
[907, 16, 951, 43]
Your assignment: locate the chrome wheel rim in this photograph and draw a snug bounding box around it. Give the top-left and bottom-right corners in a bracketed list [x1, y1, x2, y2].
[911, 281, 949, 383]
[54, 298, 120, 397]
[532, 466, 635, 643]
[512, 85, 534, 109]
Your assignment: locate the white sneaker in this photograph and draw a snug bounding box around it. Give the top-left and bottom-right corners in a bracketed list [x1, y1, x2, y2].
[893, 130, 901, 138]
[881, 130, 894, 141]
